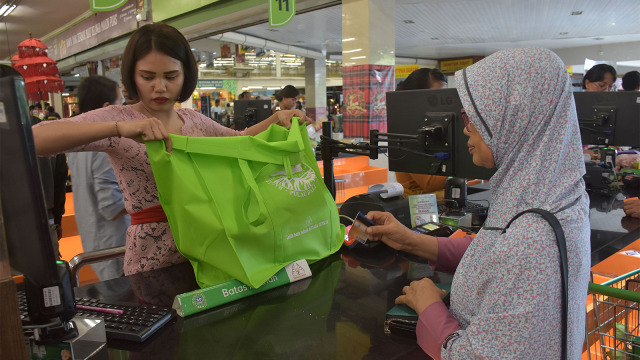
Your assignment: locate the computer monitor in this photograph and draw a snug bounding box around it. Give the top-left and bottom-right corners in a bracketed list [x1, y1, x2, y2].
[0, 75, 75, 330]
[574, 91, 640, 147]
[234, 99, 271, 130]
[386, 88, 495, 180]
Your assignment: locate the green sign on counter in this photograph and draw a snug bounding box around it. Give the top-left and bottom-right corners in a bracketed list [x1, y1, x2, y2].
[269, 0, 295, 28]
[90, 0, 127, 12]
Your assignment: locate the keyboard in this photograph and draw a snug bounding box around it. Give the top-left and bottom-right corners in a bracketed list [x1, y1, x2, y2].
[18, 291, 176, 342]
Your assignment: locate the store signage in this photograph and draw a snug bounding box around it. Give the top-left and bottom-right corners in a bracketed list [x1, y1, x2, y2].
[198, 80, 224, 89]
[440, 58, 474, 74]
[269, 0, 296, 28]
[395, 65, 419, 79]
[45, 0, 138, 61]
[91, 0, 127, 12]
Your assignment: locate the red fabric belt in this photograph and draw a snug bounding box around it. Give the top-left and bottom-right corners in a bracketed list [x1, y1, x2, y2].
[130, 204, 167, 225]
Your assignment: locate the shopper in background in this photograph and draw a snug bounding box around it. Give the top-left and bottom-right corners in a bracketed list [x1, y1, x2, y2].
[210, 98, 225, 123]
[394, 68, 448, 197]
[582, 63, 617, 92]
[366, 48, 590, 359]
[396, 67, 447, 92]
[68, 76, 130, 281]
[622, 70, 640, 91]
[45, 106, 61, 120]
[238, 91, 251, 100]
[275, 85, 299, 110]
[32, 23, 310, 276]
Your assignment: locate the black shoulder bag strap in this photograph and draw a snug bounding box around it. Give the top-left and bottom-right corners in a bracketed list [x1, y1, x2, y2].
[501, 208, 568, 360]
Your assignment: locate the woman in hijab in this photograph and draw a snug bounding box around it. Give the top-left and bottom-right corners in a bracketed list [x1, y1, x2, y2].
[366, 48, 590, 359]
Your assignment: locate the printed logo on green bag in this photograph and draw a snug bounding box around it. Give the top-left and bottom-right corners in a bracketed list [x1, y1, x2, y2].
[191, 292, 208, 309]
[286, 215, 329, 240]
[266, 163, 316, 197]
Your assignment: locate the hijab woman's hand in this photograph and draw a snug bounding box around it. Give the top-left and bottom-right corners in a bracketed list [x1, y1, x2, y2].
[395, 278, 447, 315]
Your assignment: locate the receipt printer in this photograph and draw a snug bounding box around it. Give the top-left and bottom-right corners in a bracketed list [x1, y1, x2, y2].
[339, 193, 411, 228]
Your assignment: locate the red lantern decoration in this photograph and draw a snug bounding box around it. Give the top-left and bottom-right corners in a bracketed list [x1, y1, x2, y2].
[10, 54, 20, 67]
[17, 36, 47, 58]
[15, 56, 60, 77]
[12, 35, 63, 102]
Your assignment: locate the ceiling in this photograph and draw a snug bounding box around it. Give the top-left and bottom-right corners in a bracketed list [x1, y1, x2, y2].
[3, 0, 640, 66]
[237, 0, 640, 61]
[0, 0, 91, 61]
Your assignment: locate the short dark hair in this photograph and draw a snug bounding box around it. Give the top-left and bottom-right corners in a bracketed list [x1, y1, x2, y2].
[582, 64, 617, 89]
[396, 68, 447, 91]
[622, 71, 640, 91]
[239, 91, 251, 99]
[77, 76, 119, 114]
[47, 106, 55, 113]
[274, 85, 299, 101]
[214, 98, 220, 105]
[121, 23, 198, 103]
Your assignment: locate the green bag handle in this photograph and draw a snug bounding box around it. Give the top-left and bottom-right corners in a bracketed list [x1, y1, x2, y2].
[238, 158, 269, 226]
[170, 118, 306, 165]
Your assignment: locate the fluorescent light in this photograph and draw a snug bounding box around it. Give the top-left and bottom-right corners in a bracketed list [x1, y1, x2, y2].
[200, 87, 216, 90]
[350, 56, 366, 59]
[343, 49, 362, 53]
[62, 93, 69, 96]
[0, 4, 9, 16]
[267, 87, 280, 90]
[342, 38, 355, 42]
[248, 86, 263, 89]
[74, 74, 80, 77]
[3, 4, 16, 16]
[199, 64, 206, 68]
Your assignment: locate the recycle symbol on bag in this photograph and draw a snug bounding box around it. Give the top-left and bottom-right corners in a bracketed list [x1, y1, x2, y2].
[266, 163, 317, 197]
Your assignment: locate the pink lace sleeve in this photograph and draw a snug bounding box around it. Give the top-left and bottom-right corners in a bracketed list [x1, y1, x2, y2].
[32, 106, 131, 153]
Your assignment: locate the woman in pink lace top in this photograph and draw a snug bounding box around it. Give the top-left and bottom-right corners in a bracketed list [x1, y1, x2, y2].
[33, 23, 309, 275]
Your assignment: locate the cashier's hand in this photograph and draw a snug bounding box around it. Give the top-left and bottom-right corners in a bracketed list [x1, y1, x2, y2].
[624, 198, 640, 219]
[117, 118, 172, 152]
[395, 278, 447, 315]
[274, 109, 312, 129]
[365, 211, 417, 252]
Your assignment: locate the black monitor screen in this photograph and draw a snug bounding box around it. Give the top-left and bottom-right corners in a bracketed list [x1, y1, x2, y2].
[234, 100, 271, 130]
[386, 88, 495, 180]
[574, 91, 640, 147]
[0, 76, 77, 327]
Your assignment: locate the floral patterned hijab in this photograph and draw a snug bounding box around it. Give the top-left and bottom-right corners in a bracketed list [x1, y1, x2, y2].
[455, 47, 586, 226]
[445, 48, 591, 358]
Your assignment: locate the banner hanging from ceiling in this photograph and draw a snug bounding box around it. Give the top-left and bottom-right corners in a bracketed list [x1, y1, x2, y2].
[269, 0, 295, 28]
[91, 0, 128, 12]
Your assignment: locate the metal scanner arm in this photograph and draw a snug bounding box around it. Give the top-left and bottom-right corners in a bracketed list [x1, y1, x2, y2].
[319, 121, 444, 199]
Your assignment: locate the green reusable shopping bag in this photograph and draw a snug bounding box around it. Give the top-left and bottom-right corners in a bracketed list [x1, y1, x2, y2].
[146, 119, 344, 288]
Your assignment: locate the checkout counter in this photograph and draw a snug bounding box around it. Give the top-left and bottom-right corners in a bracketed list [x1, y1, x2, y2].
[46, 185, 640, 359]
[75, 246, 440, 359]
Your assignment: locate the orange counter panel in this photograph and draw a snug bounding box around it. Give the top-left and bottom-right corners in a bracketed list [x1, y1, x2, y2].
[318, 156, 388, 203]
[591, 238, 640, 279]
